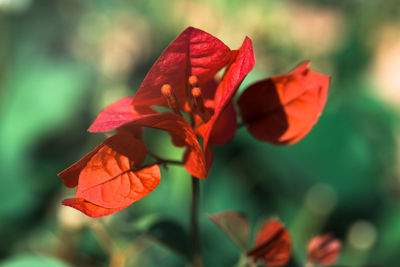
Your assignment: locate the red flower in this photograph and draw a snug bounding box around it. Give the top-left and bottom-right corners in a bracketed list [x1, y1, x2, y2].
[238, 61, 329, 144]
[307, 234, 341, 266]
[247, 219, 291, 267]
[59, 132, 160, 218]
[59, 27, 254, 217]
[88, 27, 255, 178]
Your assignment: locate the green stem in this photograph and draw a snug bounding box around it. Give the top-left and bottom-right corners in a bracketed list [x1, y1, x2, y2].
[155, 159, 183, 166]
[148, 150, 183, 166]
[191, 176, 202, 267]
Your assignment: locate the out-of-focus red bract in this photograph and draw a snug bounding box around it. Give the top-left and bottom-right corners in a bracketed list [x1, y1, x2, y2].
[307, 234, 341, 265]
[247, 220, 291, 267]
[238, 61, 329, 145]
[59, 133, 161, 218]
[208, 211, 251, 251]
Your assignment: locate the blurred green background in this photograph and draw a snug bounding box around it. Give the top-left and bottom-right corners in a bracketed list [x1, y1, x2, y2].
[1, 0, 400, 266]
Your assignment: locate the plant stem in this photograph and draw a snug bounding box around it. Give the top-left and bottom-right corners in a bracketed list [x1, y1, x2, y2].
[237, 121, 246, 128]
[191, 176, 202, 267]
[148, 150, 183, 166]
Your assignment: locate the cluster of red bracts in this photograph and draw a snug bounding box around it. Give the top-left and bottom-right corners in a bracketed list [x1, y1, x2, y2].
[250, 223, 341, 266]
[59, 27, 330, 218]
[209, 212, 341, 267]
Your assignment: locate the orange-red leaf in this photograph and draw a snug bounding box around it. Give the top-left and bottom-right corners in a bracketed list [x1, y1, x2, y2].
[248, 220, 291, 267]
[238, 61, 329, 144]
[59, 133, 161, 217]
[59, 142, 104, 188]
[62, 198, 127, 218]
[307, 234, 341, 265]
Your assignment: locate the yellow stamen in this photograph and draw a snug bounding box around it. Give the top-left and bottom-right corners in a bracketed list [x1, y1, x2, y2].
[161, 84, 181, 115]
[191, 87, 211, 122]
[188, 75, 199, 87]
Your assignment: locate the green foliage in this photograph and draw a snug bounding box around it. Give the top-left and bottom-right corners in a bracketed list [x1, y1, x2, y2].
[0, 255, 70, 267]
[132, 214, 191, 261]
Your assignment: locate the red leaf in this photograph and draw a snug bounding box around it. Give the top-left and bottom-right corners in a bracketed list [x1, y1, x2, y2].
[208, 101, 237, 145]
[59, 142, 104, 188]
[208, 211, 251, 251]
[238, 61, 330, 144]
[307, 234, 341, 265]
[116, 123, 144, 140]
[205, 145, 214, 173]
[132, 27, 232, 109]
[75, 134, 154, 208]
[59, 133, 161, 217]
[62, 198, 126, 218]
[203, 37, 255, 151]
[248, 220, 291, 267]
[88, 97, 154, 133]
[121, 113, 207, 179]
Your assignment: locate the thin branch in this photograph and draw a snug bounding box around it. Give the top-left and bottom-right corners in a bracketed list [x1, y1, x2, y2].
[191, 176, 203, 267]
[148, 150, 183, 167]
[155, 159, 183, 166]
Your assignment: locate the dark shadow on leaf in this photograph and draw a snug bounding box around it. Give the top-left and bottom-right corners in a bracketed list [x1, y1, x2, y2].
[239, 79, 289, 143]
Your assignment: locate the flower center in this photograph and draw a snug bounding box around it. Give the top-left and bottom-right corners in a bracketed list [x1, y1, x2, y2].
[161, 76, 211, 123]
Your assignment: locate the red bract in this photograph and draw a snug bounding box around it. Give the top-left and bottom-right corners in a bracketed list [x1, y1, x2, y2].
[59, 133, 161, 218]
[247, 220, 291, 267]
[307, 234, 341, 266]
[88, 27, 255, 178]
[86, 96, 154, 133]
[238, 61, 329, 145]
[131, 27, 232, 109]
